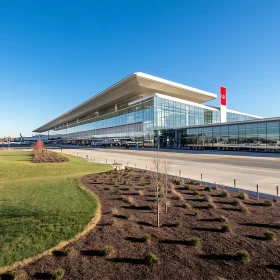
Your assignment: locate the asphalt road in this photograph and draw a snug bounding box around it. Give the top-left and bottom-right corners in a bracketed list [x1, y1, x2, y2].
[55, 146, 280, 196]
[2, 144, 280, 196]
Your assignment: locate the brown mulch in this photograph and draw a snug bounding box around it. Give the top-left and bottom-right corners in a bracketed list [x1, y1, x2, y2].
[32, 150, 69, 163]
[7, 170, 280, 280]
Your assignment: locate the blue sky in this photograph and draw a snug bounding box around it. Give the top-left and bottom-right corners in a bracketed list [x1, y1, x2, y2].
[0, 0, 279, 137]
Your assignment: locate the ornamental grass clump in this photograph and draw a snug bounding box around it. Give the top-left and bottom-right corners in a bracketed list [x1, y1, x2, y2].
[185, 185, 192, 190]
[207, 202, 216, 209]
[264, 200, 274, 207]
[174, 178, 183, 185]
[204, 195, 213, 202]
[122, 196, 134, 204]
[187, 237, 201, 247]
[193, 190, 200, 196]
[204, 186, 212, 192]
[221, 224, 231, 233]
[51, 268, 65, 279]
[143, 233, 152, 243]
[127, 212, 135, 221]
[103, 245, 115, 257]
[236, 250, 250, 263]
[221, 190, 230, 198]
[139, 189, 145, 196]
[144, 252, 160, 265]
[237, 192, 249, 200]
[264, 230, 276, 241]
[61, 246, 74, 256]
[175, 221, 183, 228]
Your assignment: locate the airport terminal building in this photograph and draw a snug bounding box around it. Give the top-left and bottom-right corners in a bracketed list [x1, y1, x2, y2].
[34, 73, 280, 152]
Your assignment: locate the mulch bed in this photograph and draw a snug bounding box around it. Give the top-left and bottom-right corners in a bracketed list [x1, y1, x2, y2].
[6, 170, 280, 280]
[32, 150, 69, 163]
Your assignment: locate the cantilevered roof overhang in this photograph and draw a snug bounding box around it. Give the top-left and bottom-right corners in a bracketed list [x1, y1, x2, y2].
[33, 72, 217, 132]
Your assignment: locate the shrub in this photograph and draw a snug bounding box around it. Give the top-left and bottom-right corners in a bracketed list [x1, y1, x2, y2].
[62, 246, 74, 256]
[236, 250, 250, 263]
[221, 190, 230, 198]
[104, 245, 115, 257]
[193, 190, 200, 196]
[208, 202, 216, 209]
[175, 179, 182, 185]
[264, 200, 274, 207]
[204, 186, 211, 192]
[144, 252, 160, 265]
[171, 187, 184, 200]
[188, 237, 201, 247]
[51, 268, 65, 279]
[185, 185, 192, 190]
[240, 204, 249, 214]
[204, 195, 212, 202]
[221, 224, 231, 233]
[175, 221, 183, 228]
[233, 198, 241, 206]
[111, 208, 119, 215]
[122, 196, 134, 204]
[264, 230, 276, 240]
[194, 210, 200, 216]
[143, 233, 152, 243]
[139, 189, 145, 196]
[127, 212, 135, 220]
[237, 192, 249, 200]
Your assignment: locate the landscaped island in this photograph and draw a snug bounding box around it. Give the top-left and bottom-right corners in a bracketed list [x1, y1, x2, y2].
[5, 167, 279, 280]
[0, 150, 111, 270]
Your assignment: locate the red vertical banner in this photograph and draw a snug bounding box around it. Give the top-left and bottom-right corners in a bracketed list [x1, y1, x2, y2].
[220, 86, 226, 106]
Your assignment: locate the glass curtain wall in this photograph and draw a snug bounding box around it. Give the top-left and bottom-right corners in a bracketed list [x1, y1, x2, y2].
[154, 96, 220, 130]
[227, 112, 257, 122]
[163, 120, 280, 151]
[49, 98, 154, 147]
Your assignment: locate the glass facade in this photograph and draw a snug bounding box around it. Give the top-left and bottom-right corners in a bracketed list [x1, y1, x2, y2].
[154, 96, 220, 130]
[227, 111, 257, 122]
[48, 94, 268, 150]
[159, 120, 280, 151]
[50, 98, 154, 146]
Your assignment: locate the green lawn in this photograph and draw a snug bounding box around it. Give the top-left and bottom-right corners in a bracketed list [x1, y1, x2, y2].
[0, 150, 111, 268]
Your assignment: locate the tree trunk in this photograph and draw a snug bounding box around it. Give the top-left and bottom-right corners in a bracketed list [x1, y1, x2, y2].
[157, 200, 160, 227]
[165, 181, 168, 214]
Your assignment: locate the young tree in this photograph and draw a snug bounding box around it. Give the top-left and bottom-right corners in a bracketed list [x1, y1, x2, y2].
[150, 156, 163, 228]
[33, 140, 44, 155]
[162, 159, 171, 214]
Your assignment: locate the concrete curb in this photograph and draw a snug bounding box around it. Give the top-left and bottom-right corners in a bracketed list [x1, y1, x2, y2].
[134, 167, 279, 201]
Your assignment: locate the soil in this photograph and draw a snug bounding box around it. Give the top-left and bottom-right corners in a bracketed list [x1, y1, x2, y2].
[5, 170, 280, 280]
[32, 150, 69, 163]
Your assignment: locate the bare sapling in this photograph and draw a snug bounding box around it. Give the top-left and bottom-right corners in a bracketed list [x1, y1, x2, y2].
[150, 156, 164, 227]
[162, 159, 171, 214]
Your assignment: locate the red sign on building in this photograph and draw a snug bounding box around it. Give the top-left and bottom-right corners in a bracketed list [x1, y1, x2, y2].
[220, 86, 226, 106]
